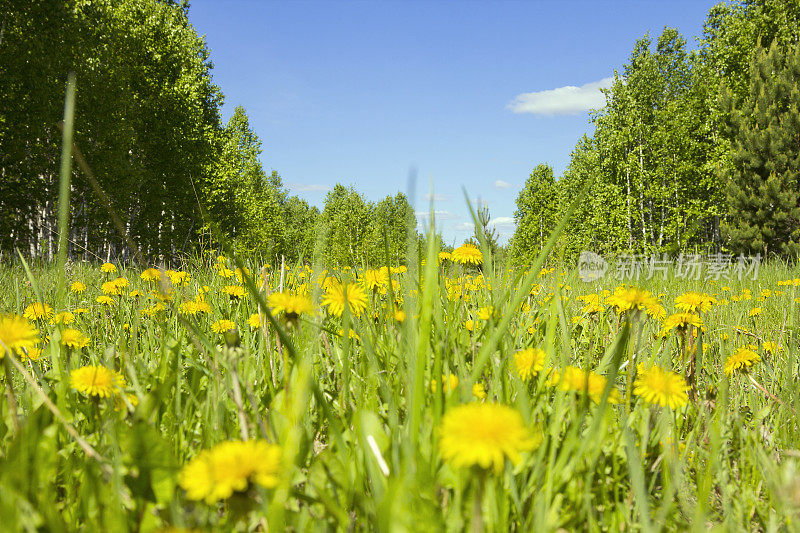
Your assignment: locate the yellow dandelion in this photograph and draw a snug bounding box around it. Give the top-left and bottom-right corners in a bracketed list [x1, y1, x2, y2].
[660, 312, 703, 337]
[513, 348, 546, 381]
[178, 440, 282, 504]
[268, 291, 314, 319]
[451, 243, 483, 265]
[322, 282, 367, 317]
[724, 347, 760, 376]
[60, 329, 89, 349]
[393, 309, 406, 323]
[234, 267, 251, 283]
[749, 307, 761, 317]
[763, 342, 782, 354]
[605, 287, 662, 317]
[247, 313, 261, 329]
[634, 365, 689, 409]
[223, 285, 246, 300]
[0, 315, 39, 357]
[96, 295, 116, 306]
[51, 311, 76, 325]
[430, 374, 459, 393]
[141, 268, 162, 282]
[438, 251, 452, 262]
[547, 366, 621, 404]
[101, 280, 123, 296]
[472, 382, 487, 399]
[100, 262, 117, 274]
[674, 292, 717, 313]
[438, 403, 539, 475]
[70, 281, 87, 293]
[360, 268, 389, 292]
[114, 393, 140, 412]
[70, 365, 125, 398]
[23, 302, 53, 321]
[211, 319, 237, 334]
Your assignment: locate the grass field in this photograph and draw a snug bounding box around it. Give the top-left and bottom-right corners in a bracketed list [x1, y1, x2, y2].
[1, 245, 799, 531]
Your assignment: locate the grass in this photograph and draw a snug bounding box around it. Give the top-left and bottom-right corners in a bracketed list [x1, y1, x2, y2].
[1, 250, 800, 531]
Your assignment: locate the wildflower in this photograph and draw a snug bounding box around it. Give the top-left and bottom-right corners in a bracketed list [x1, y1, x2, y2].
[0, 315, 39, 357]
[660, 312, 703, 337]
[96, 295, 116, 306]
[20, 345, 43, 361]
[472, 382, 487, 399]
[141, 268, 162, 282]
[605, 287, 663, 317]
[763, 342, 782, 354]
[674, 292, 717, 313]
[247, 313, 261, 329]
[749, 307, 761, 317]
[439, 251, 452, 262]
[73, 308, 89, 315]
[477, 306, 497, 321]
[23, 302, 53, 321]
[451, 243, 483, 265]
[70, 365, 125, 398]
[211, 319, 237, 334]
[361, 269, 388, 292]
[100, 263, 117, 274]
[393, 309, 406, 322]
[217, 266, 234, 278]
[430, 374, 459, 393]
[178, 440, 282, 504]
[438, 403, 539, 474]
[577, 294, 604, 314]
[234, 267, 251, 283]
[167, 270, 190, 286]
[547, 366, 621, 404]
[51, 312, 75, 325]
[142, 303, 165, 317]
[70, 281, 86, 293]
[724, 347, 760, 376]
[115, 393, 140, 412]
[128, 290, 143, 298]
[464, 319, 475, 332]
[633, 365, 689, 409]
[322, 282, 367, 317]
[268, 291, 314, 320]
[513, 348, 546, 381]
[223, 285, 246, 300]
[101, 280, 123, 296]
[61, 329, 89, 349]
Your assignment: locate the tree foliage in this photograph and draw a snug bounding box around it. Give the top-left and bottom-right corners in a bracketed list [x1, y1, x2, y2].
[722, 41, 800, 256]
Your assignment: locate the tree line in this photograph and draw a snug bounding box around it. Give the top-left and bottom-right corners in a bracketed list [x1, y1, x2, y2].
[510, 0, 800, 263]
[4, 1, 798, 268]
[0, 0, 420, 267]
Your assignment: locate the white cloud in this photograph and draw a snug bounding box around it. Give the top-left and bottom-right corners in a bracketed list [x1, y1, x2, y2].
[414, 211, 461, 225]
[493, 180, 512, 190]
[452, 222, 475, 232]
[287, 183, 330, 192]
[507, 76, 613, 116]
[488, 216, 515, 229]
[423, 193, 451, 202]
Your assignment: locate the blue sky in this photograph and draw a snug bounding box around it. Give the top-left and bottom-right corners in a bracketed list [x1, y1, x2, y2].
[189, 0, 719, 245]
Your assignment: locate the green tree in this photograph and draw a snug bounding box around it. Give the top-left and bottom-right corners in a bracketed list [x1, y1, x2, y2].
[721, 42, 800, 256]
[206, 105, 285, 258]
[368, 193, 415, 266]
[510, 165, 557, 263]
[0, 0, 223, 260]
[316, 184, 374, 267]
[282, 196, 319, 262]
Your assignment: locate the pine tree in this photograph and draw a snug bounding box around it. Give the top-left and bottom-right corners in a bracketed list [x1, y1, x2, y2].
[722, 41, 800, 256]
